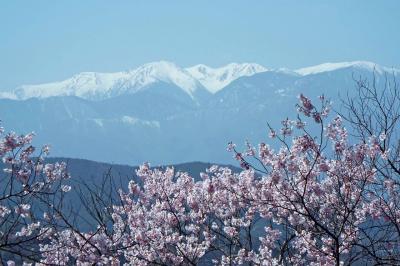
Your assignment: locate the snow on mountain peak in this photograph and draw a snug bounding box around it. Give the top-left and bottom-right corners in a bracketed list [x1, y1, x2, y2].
[13, 61, 205, 100]
[15, 71, 128, 100]
[295, 61, 400, 76]
[186, 63, 268, 93]
[129, 61, 202, 96]
[4, 61, 398, 101]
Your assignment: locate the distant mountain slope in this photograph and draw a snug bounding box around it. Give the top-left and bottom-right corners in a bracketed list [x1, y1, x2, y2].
[186, 63, 267, 93]
[0, 61, 398, 165]
[0, 157, 241, 232]
[41, 157, 242, 183]
[295, 61, 400, 76]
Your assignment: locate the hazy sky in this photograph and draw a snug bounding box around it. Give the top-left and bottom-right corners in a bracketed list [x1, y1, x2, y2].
[1, 1, 399, 90]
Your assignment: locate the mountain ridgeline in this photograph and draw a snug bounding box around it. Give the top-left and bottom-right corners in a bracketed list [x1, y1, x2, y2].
[0, 61, 398, 165]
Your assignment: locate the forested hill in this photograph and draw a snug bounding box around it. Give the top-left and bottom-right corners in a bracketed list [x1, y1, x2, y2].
[42, 157, 242, 183]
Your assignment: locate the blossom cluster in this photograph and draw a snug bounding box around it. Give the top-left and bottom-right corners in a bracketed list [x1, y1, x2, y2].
[0, 128, 71, 264]
[38, 95, 396, 265]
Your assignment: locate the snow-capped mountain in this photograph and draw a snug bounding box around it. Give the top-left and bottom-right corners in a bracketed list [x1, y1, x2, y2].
[6, 62, 268, 100]
[296, 61, 400, 76]
[185, 63, 268, 93]
[0, 60, 399, 165]
[6, 61, 399, 102]
[13, 61, 207, 101]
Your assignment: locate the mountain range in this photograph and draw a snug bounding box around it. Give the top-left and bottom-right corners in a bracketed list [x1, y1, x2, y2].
[0, 61, 398, 165]
[4, 62, 268, 101]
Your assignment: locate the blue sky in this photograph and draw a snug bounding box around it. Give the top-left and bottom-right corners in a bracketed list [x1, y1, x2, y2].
[0, 1, 399, 90]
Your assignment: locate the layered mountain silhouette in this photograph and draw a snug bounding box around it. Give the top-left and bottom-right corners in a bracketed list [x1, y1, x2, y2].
[0, 61, 398, 165]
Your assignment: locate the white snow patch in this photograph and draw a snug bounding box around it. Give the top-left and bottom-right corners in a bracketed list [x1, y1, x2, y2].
[143, 120, 160, 128]
[121, 116, 160, 128]
[93, 119, 104, 127]
[121, 116, 139, 125]
[0, 92, 17, 100]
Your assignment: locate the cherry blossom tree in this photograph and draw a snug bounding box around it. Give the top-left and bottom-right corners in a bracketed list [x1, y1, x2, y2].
[0, 126, 71, 264]
[2, 74, 399, 265]
[229, 94, 387, 265]
[340, 73, 400, 264]
[38, 92, 395, 265]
